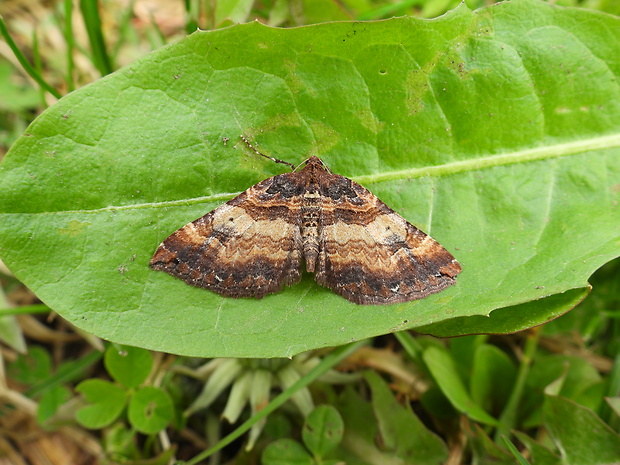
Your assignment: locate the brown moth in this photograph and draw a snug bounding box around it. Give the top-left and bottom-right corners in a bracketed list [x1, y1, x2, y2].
[150, 154, 461, 305]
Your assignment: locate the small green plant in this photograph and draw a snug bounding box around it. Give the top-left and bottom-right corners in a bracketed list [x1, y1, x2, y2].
[76, 344, 174, 435]
[262, 405, 345, 465]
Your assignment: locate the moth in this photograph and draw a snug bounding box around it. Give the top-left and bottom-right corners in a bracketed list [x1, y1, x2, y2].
[150, 149, 461, 305]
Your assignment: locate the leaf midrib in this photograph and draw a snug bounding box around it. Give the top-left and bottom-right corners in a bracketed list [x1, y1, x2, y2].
[356, 133, 620, 184]
[9, 132, 620, 215]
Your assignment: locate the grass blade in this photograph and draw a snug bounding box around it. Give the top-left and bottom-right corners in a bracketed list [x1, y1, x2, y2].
[79, 0, 113, 75]
[64, 0, 75, 91]
[0, 16, 61, 99]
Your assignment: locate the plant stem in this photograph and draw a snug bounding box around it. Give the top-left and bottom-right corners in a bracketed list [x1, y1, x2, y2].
[494, 327, 541, 441]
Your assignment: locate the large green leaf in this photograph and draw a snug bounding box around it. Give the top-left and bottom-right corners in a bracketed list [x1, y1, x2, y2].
[0, 0, 619, 357]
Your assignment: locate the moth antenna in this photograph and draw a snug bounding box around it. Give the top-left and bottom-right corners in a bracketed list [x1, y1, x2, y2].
[295, 156, 332, 173]
[292, 160, 306, 172]
[239, 135, 296, 171]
